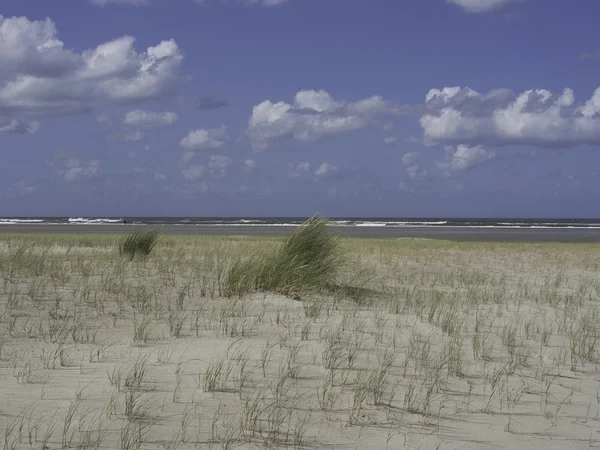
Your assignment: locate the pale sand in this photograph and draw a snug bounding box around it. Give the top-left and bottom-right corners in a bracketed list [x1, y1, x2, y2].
[0, 235, 599, 449]
[3, 223, 600, 241]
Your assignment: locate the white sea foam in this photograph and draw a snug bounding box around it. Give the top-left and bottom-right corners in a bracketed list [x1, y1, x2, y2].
[0, 219, 45, 224]
[68, 218, 122, 224]
[353, 221, 448, 227]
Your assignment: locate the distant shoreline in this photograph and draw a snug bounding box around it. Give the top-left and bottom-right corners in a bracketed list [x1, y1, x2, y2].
[2, 224, 600, 242]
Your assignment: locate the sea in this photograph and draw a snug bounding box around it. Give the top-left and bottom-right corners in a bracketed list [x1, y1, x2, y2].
[1, 217, 600, 229]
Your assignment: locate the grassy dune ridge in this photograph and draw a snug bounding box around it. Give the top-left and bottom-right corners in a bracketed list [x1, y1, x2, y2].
[0, 229, 599, 449]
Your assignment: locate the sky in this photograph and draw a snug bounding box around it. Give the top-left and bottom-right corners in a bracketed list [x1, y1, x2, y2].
[1, 0, 600, 218]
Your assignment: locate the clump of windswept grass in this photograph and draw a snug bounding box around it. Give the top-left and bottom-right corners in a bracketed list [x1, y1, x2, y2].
[119, 229, 160, 260]
[225, 216, 341, 298]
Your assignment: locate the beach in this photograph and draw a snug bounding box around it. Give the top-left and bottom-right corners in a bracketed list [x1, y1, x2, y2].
[0, 228, 599, 449]
[3, 223, 600, 242]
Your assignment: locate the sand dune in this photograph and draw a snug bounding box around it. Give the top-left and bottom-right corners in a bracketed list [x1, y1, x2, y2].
[0, 233, 599, 449]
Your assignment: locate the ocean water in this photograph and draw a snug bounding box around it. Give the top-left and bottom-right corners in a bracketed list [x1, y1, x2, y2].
[1, 217, 600, 229]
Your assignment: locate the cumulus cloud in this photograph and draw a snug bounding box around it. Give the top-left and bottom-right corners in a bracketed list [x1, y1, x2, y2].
[314, 162, 338, 179]
[124, 130, 144, 142]
[384, 136, 398, 145]
[182, 165, 206, 181]
[0, 117, 39, 133]
[289, 161, 338, 180]
[401, 152, 427, 180]
[196, 95, 231, 110]
[437, 144, 495, 175]
[402, 152, 421, 166]
[180, 125, 227, 151]
[53, 157, 103, 182]
[447, 0, 525, 13]
[243, 159, 257, 172]
[420, 86, 600, 148]
[289, 162, 312, 179]
[248, 89, 404, 150]
[124, 109, 178, 127]
[0, 15, 183, 122]
[208, 155, 234, 176]
[181, 154, 241, 180]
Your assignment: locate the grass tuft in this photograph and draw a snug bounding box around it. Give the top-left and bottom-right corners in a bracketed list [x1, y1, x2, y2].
[225, 215, 341, 298]
[119, 229, 160, 260]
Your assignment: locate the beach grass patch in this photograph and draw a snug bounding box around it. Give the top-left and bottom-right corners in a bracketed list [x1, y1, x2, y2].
[225, 216, 342, 298]
[119, 229, 160, 260]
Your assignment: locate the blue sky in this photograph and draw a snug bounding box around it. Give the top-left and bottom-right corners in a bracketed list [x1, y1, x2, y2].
[1, 0, 600, 217]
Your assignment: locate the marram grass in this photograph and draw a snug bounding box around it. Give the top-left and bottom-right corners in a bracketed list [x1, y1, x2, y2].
[119, 228, 161, 260]
[225, 216, 342, 298]
[0, 231, 599, 449]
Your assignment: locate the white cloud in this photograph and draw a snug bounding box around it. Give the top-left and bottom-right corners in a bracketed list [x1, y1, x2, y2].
[420, 86, 600, 148]
[314, 162, 338, 179]
[124, 130, 144, 142]
[124, 110, 178, 127]
[244, 159, 257, 172]
[384, 136, 398, 145]
[180, 125, 227, 151]
[401, 152, 427, 179]
[0, 117, 39, 133]
[182, 165, 206, 181]
[447, 0, 525, 13]
[180, 154, 241, 180]
[248, 89, 402, 150]
[0, 15, 183, 122]
[57, 158, 103, 182]
[289, 162, 312, 179]
[402, 152, 421, 166]
[289, 161, 338, 180]
[0, 16, 80, 79]
[154, 173, 167, 181]
[405, 165, 423, 179]
[436, 144, 495, 174]
[207, 155, 233, 176]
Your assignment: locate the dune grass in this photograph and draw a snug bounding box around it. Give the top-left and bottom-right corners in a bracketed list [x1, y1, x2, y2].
[1, 230, 600, 448]
[119, 229, 161, 260]
[224, 216, 341, 298]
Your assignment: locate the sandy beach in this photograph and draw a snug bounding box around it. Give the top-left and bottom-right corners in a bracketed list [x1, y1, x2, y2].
[1, 225, 600, 449]
[3, 223, 600, 242]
